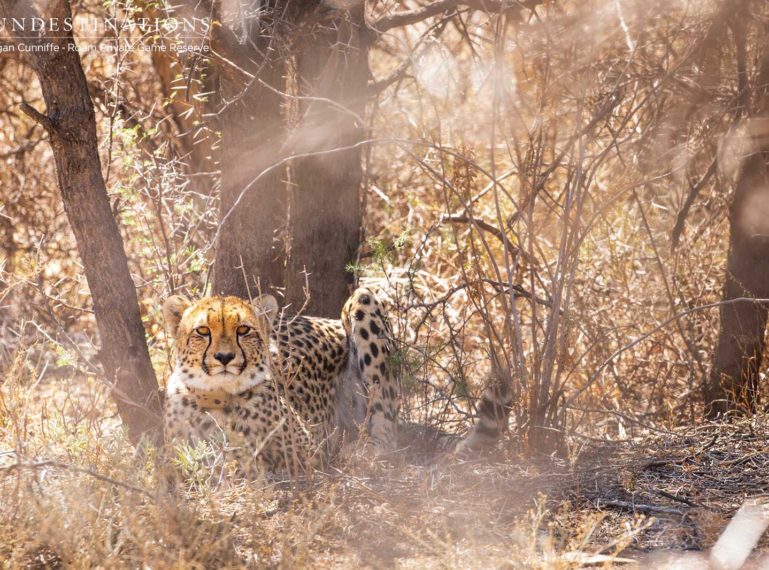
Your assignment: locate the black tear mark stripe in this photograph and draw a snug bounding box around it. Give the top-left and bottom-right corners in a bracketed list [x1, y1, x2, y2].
[204, 305, 222, 375]
[235, 326, 247, 372]
[201, 333, 212, 375]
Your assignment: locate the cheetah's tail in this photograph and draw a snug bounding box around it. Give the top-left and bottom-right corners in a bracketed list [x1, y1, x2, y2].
[454, 365, 513, 455]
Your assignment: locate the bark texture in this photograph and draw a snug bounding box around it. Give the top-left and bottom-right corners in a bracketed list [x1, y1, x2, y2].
[209, 4, 368, 316]
[706, 25, 769, 416]
[286, 7, 369, 317]
[706, 153, 769, 415]
[2, 0, 162, 442]
[211, 16, 289, 299]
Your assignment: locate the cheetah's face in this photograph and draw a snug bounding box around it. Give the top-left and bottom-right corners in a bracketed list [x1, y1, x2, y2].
[163, 294, 278, 395]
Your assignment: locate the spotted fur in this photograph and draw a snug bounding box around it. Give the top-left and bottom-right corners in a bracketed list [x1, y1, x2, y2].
[163, 288, 399, 473]
[453, 366, 513, 454]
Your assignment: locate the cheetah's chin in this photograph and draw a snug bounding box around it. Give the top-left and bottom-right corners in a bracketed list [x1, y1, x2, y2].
[171, 367, 271, 396]
[207, 367, 240, 376]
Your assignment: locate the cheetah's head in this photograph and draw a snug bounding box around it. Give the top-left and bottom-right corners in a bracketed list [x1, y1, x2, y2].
[163, 294, 279, 395]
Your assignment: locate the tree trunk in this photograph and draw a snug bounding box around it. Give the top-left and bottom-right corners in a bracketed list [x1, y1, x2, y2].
[286, 7, 369, 317]
[2, 0, 162, 443]
[705, 152, 769, 416]
[211, 24, 288, 299]
[208, 3, 368, 313]
[706, 30, 769, 416]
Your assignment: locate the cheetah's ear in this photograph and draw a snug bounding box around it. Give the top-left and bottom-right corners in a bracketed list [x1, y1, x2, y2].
[253, 294, 279, 326]
[163, 295, 192, 337]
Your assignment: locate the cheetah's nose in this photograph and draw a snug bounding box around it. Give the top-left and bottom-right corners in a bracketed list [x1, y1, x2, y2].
[214, 352, 236, 365]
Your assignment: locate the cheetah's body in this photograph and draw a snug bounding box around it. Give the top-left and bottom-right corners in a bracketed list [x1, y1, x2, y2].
[163, 288, 399, 473]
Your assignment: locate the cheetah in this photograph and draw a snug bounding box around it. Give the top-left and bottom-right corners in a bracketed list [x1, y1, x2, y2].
[162, 288, 399, 473]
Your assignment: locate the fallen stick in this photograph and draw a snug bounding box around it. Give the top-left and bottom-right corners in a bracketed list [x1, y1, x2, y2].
[596, 499, 682, 516]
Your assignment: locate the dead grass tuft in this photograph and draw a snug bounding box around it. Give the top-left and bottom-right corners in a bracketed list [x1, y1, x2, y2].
[0, 353, 609, 567]
[3, 352, 766, 567]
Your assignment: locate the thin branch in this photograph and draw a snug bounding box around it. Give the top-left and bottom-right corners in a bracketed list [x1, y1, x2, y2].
[671, 156, 718, 248]
[2, 460, 155, 499]
[374, 0, 462, 32]
[211, 137, 515, 258]
[403, 277, 553, 311]
[369, 53, 414, 93]
[441, 214, 517, 252]
[369, 7, 456, 93]
[373, 0, 546, 33]
[20, 101, 55, 134]
[0, 139, 42, 159]
[565, 297, 769, 409]
[596, 499, 683, 516]
[439, 214, 536, 268]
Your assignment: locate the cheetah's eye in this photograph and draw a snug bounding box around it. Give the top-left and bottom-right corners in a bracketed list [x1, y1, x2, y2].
[236, 325, 251, 336]
[195, 326, 210, 336]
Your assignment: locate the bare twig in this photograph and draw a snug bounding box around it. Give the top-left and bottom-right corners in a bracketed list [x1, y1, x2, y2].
[373, 0, 545, 33]
[20, 102, 55, 134]
[597, 499, 683, 516]
[2, 460, 155, 499]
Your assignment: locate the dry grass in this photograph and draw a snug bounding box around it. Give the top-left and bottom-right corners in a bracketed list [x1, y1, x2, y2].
[3, 0, 769, 566]
[2, 342, 767, 568]
[0, 346, 550, 568]
[571, 416, 769, 552]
